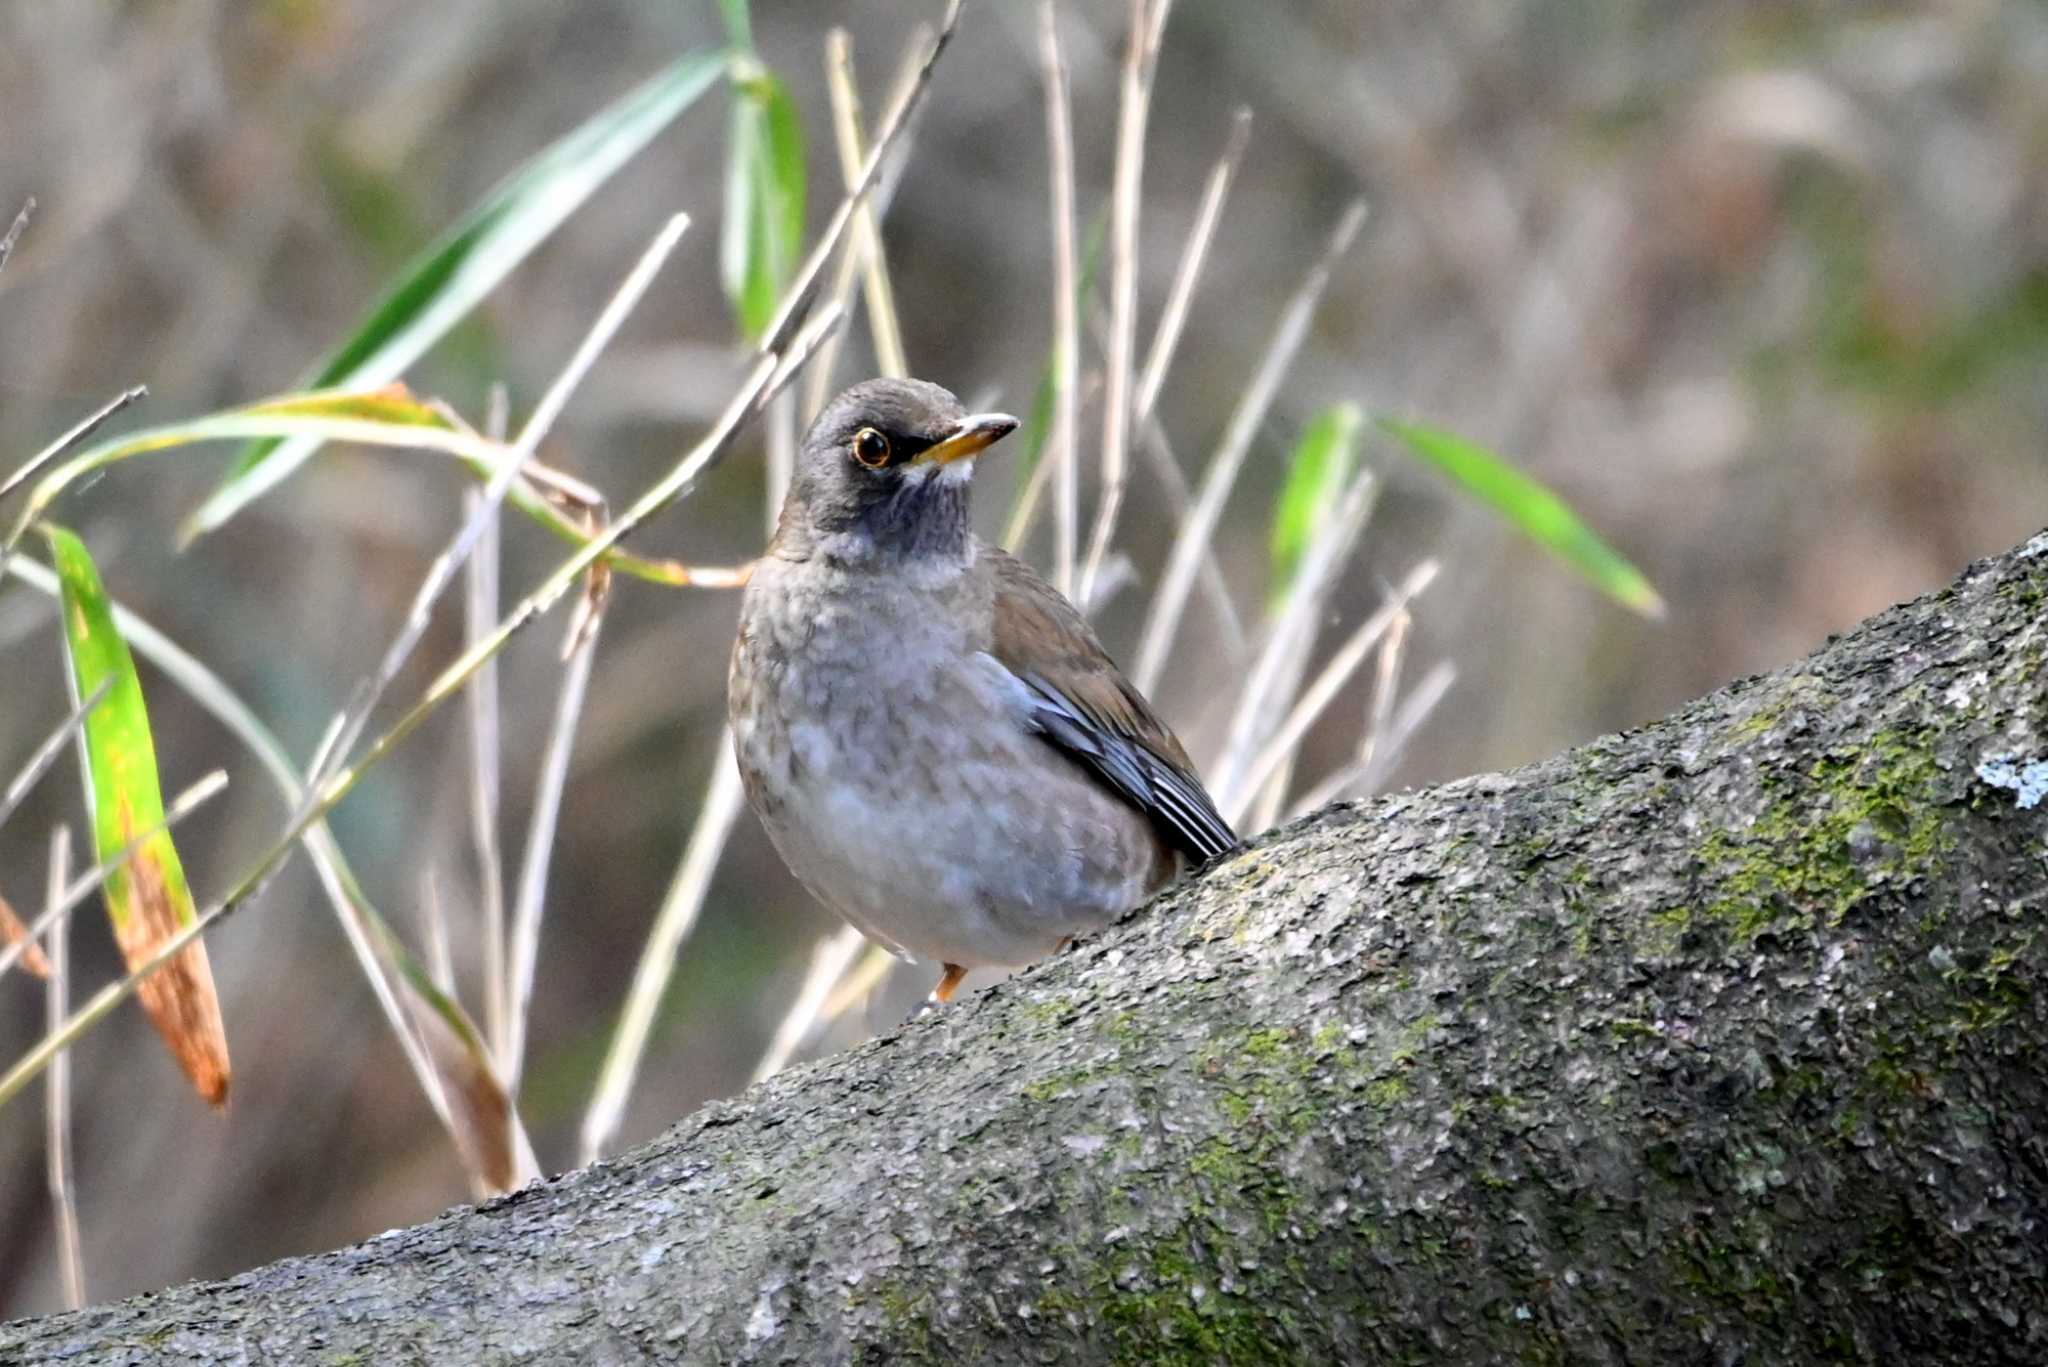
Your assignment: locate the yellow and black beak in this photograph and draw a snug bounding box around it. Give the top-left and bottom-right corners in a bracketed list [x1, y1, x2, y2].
[918, 412, 1020, 467]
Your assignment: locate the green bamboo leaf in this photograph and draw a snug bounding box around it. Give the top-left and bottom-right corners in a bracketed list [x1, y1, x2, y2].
[1378, 417, 1666, 618]
[1270, 402, 1363, 602]
[41, 525, 231, 1105]
[722, 58, 807, 342]
[6, 387, 689, 587]
[181, 50, 726, 544]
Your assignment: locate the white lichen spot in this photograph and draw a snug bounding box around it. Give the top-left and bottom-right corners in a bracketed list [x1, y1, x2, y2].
[639, 1243, 669, 1271]
[1062, 1133, 1109, 1158]
[1976, 753, 2048, 810]
[2020, 530, 2048, 559]
[1943, 671, 1988, 709]
[745, 1281, 783, 1343]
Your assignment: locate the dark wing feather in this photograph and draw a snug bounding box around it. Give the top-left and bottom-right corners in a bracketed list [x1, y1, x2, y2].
[982, 545, 1240, 863]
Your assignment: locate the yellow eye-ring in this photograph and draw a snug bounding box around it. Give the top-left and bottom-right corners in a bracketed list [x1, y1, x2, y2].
[852, 426, 891, 468]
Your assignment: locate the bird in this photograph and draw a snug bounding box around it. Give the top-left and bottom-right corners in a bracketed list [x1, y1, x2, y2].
[728, 377, 1240, 1005]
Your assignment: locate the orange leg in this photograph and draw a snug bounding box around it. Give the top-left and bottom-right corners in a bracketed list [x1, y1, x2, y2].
[931, 963, 969, 1004]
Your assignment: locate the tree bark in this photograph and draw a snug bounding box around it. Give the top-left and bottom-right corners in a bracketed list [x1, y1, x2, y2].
[6, 530, 2048, 1365]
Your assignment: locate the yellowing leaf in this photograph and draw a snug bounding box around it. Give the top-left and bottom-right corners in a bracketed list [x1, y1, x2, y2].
[0, 891, 51, 980]
[5, 384, 690, 587]
[42, 525, 229, 1105]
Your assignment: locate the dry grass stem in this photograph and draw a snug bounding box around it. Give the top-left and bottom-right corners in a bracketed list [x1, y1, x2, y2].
[826, 29, 910, 379]
[1134, 413, 1245, 658]
[1223, 559, 1439, 823]
[1038, 0, 1081, 596]
[1286, 660, 1457, 820]
[503, 602, 603, 1091]
[1133, 107, 1250, 420]
[817, 943, 899, 1026]
[420, 870, 455, 998]
[463, 487, 509, 1062]
[580, 738, 748, 1164]
[749, 923, 867, 1085]
[1, 4, 961, 1115]
[0, 770, 227, 983]
[803, 26, 929, 423]
[308, 211, 691, 803]
[759, 0, 961, 360]
[5, 556, 531, 1184]
[0, 680, 112, 839]
[1356, 603, 1413, 780]
[1133, 198, 1367, 692]
[43, 827, 85, 1312]
[0, 197, 31, 278]
[1212, 466, 1378, 813]
[1077, 0, 1172, 606]
[0, 387, 149, 506]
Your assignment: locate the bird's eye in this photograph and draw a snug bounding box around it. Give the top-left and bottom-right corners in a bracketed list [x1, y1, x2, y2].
[851, 427, 892, 468]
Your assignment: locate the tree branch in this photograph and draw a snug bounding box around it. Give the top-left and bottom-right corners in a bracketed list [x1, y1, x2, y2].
[7, 529, 2047, 1363]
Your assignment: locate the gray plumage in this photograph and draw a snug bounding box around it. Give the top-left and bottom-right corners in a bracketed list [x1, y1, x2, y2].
[729, 379, 1238, 985]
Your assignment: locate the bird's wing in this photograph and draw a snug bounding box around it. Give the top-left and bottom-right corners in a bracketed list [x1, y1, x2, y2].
[982, 544, 1240, 863]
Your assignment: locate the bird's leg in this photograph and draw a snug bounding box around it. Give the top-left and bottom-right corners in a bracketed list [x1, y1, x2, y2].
[931, 963, 969, 1003]
[904, 963, 970, 1024]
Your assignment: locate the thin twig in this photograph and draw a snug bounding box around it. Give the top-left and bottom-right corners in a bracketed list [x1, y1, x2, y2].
[0, 771, 228, 982]
[0, 387, 148, 505]
[826, 29, 909, 379]
[580, 738, 748, 1164]
[0, 679, 112, 838]
[504, 600, 602, 1092]
[749, 923, 868, 1084]
[1133, 199, 1367, 691]
[1039, 0, 1081, 596]
[1133, 107, 1250, 420]
[44, 826, 85, 1312]
[1077, 0, 1173, 606]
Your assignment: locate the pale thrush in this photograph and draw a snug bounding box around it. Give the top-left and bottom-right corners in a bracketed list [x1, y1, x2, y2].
[729, 378, 1239, 1003]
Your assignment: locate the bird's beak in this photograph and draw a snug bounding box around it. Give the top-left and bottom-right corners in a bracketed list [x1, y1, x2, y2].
[919, 412, 1020, 467]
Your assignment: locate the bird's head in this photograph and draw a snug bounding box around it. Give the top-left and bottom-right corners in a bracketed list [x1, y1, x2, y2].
[776, 378, 1018, 566]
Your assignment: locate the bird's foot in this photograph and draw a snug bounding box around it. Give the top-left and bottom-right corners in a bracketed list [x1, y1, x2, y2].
[904, 963, 970, 1022]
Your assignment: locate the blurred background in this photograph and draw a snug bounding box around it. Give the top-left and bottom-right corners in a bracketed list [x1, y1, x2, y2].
[2, 0, 2044, 1319]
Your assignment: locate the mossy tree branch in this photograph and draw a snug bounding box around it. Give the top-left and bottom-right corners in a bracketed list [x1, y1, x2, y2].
[6, 530, 2047, 1364]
